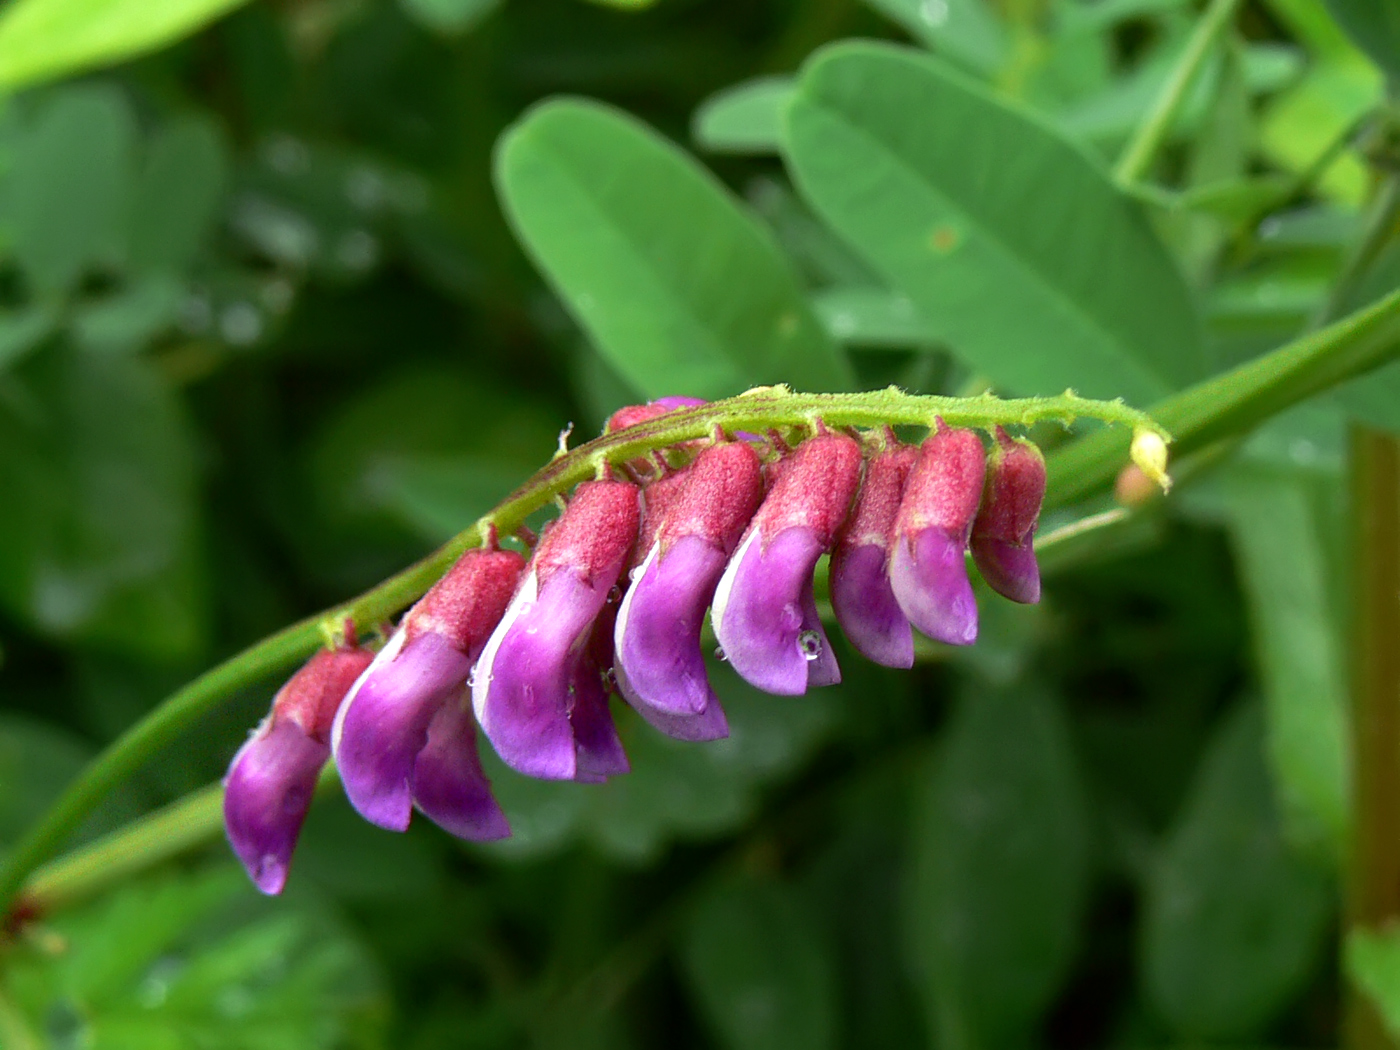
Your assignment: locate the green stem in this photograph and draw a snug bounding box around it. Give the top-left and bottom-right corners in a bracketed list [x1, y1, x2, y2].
[1113, 0, 1242, 185]
[1047, 287, 1400, 508]
[0, 387, 1155, 916]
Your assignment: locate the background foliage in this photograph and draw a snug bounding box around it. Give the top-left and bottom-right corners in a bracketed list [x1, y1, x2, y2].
[0, 0, 1397, 1046]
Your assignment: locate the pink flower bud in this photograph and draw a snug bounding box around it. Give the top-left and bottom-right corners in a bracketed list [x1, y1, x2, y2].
[605, 396, 707, 432]
[615, 441, 764, 737]
[473, 480, 641, 780]
[889, 424, 985, 646]
[971, 428, 1045, 604]
[830, 441, 919, 668]
[225, 643, 375, 895]
[332, 548, 523, 836]
[712, 431, 862, 695]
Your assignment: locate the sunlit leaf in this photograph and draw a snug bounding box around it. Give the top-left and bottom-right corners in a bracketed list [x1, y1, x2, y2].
[782, 42, 1205, 402]
[496, 97, 852, 400]
[0, 0, 251, 92]
[693, 76, 792, 155]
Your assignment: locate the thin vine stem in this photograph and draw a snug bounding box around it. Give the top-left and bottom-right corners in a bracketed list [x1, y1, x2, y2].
[0, 387, 1159, 916]
[1113, 0, 1241, 185]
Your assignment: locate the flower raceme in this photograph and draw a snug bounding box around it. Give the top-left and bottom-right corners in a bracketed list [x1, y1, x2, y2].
[224, 400, 1055, 893]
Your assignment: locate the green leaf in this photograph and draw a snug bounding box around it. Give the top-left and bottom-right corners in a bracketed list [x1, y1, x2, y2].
[0, 347, 204, 660]
[1224, 466, 1349, 860]
[495, 97, 851, 400]
[692, 76, 793, 155]
[1141, 702, 1332, 1041]
[5, 868, 387, 1050]
[903, 681, 1090, 1048]
[0, 715, 139, 857]
[72, 275, 186, 355]
[0, 0, 253, 92]
[1347, 925, 1400, 1042]
[782, 42, 1205, 402]
[127, 115, 229, 275]
[0, 303, 59, 370]
[859, 0, 1009, 76]
[812, 286, 942, 349]
[1323, 0, 1400, 80]
[4, 83, 137, 294]
[681, 874, 838, 1050]
[398, 0, 500, 34]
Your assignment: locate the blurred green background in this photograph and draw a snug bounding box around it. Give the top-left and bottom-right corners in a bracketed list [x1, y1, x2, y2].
[0, 0, 1398, 1046]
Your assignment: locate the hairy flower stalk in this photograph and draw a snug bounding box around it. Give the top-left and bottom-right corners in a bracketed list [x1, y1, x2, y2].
[224, 639, 374, 894]
[200, 389, 1171, 897]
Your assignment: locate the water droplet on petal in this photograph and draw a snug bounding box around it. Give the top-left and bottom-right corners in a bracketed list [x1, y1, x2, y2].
[714, 646, 728, 662]
[798, 630, 822, 661]
[607, 584, 622, 603]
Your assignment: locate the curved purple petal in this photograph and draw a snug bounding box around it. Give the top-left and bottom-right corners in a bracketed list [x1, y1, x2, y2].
[472, 569, 605, 780]
[224, 721, 328, 895]
[615, 661, 730, 741]
[889, 528, 979, 646]
[711, 527, 839, 696]
[411, 690, 510, 841]
[830, 543, 914, 669]
[971, 536, 1041, 605]
[615, 537, 727, 718]
[570, 659, 630, 782]
[330, 630, 473, 832]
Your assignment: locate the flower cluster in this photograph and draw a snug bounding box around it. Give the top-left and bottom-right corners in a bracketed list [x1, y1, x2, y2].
[224, 401, 1047, 893]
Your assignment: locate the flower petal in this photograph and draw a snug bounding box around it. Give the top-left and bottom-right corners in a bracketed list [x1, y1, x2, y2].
[971, 535, 1041, 604]
[615, 661, 730, 741]
[615, 537, 727, 717]
[830, 542, 914, 668]
[472, 569, 605, 780]
[711, 526, 835, 695]
[889, 528, 979, 646]
[223, 721, 328, 895]
[570, 657, 630, 782]
[411, 689, 510, 841]
[330, 630, 472, 831]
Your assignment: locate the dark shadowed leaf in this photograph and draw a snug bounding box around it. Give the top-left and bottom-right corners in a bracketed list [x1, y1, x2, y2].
[1141, 702, 1332, 1041]
[681, 874, 838, 1050]
[1225, 467, 1349, 861]
[903, 681, 1090, 1048]
[782, 42, 1206, 401]
[496, 98, 851, 400]
[128, 115, 229, 275]
[0, 347, 204, 661]
[3, 84, 137, 294]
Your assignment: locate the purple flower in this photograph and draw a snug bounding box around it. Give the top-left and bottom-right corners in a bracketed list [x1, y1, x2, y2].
[830, 441, 919, 669]
[410, 687, 511, 841]
[224, 644, 374, 894]
[615, 441, 764, 738]
[331, 547, 523, 836]
[889, 424, 986, 646]
[712, 431, 862, 695]
[473, 480, 640, 780]
[971, 427, 1045, 604]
